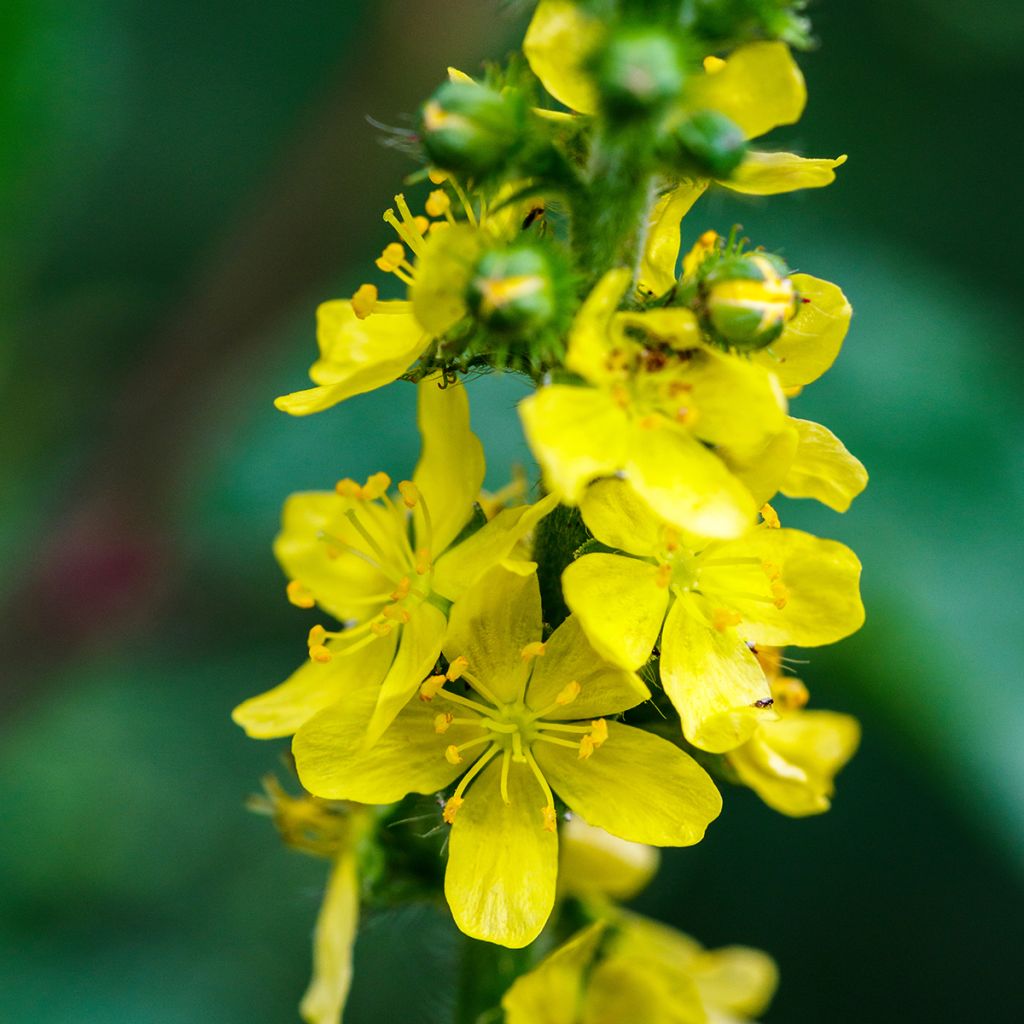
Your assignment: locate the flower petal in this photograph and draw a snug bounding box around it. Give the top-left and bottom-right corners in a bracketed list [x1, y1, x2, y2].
[659, 593, 773, 753]
[565, 268, 632, 385]
[275, 302, 429, 415]
[723, 151, 846, 195]
[232, 631, 397, 739]
[299, 853, 359, 1024]
[751, 274, 851, 388]
[410, 223, 482, 336]
[562, 554, 669, 671]
[638, 182, 708, 296]
[523, 0, 603, 115]
[443, 566, 541, 704]
[729, 710, 860, 817]
[535, 721, 722, 846]
[690, 943, 779, 1018]
[293, 660, 476, 802]
[526, 614, 651, 719]
[432, 492, 558, 600]
[579, 477, 665, 556]
[624, 421, 757, 539]
[583, 954, 704, 1024]
[559, 817, 660, 902]
[700, 528, 865, 647]
[780, 418, 868, 512]
[720, 422, 800, 508]
[519, 387, 629, 505]
[364, 601, 448, 746]
[413, 377, 485, 553]
[690, 42, 806, 140]
[446, 758, 558, 948]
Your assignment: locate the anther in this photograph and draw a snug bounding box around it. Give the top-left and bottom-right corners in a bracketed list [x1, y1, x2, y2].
[381, 604, 411, 624]
[413, 215, 430, 235]
[703, 56, 726, 74]
[428, 168, 448, 185]
[420, 674, 447, 701]
[555, 681, 581, 706]
[442, 796, 463, 824]
[309, 644, 332, 664]
[415, 547, 432, 575]
[375, 242, 406, 272]
[713, 608, 743, 631]
[444, 745, 463, 765]
[541, 806, 558, 833]
[762, 559, 782, 581]
[446, 656, 469, 682]
[655, 563, 672, 588]
[307, 624, 327, 647]
[772, 676, 809, 711]
[398, 480, 419, 508]
[770, 581, 789, 609]
[286, 580, 315, 609]
[425, 189, 451, 218]
[370, 621, 394, 637]
[335, 478, 362, 498]
[760, 503, 781, 529]
[434, 712, 454, 734]
[588, 719, 608, 748]
[361, 472, 391, 500]
[351, 283, 378, 320]
[390, 577, 411, 601]
[520, 641, 546, 662]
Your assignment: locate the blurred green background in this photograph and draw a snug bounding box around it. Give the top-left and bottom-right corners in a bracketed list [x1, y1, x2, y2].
[2, 1, 1022, 1021]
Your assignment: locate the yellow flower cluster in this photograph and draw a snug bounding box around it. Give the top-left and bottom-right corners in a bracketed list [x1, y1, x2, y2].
[235, 2, 869, 1020]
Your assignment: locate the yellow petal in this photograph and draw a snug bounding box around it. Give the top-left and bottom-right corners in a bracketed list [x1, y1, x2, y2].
[583, 954, 704, 1024]
[410, 223, 482, 336]
[293, 659, 476, 802]
[565, 268, 632, 384]
[613, 307, 704, 353]
[700, 528, 865, 647]
[624, 421, 757, 540]
[527, 614, 651, 719]
[723, 151, 847, 195]
[720, 422, 800, 509]
[559, 816, 660, 901]
[751, 274, 851, 388]
[659, 592, 774, 753]
[412, 377, 485, 553]
[562, 554, 669, 670]
[363, 601, 448, 746]
[445, 758, 558, 948]
[519, 386, 628, 505]
[780, 418, 868, 512]
[730, 710, 860, 817]
[442, 566, 541, 704]
[432, 492, 558, 600]
[275, 302, 429, 416]
[274, 492, 391, 622]
[689, 41, 806, 140]
[502, 922, 605, 1024]
[232, 631, 396, 739]
[299, 853, 359, 1024]
[523, 0, 603, 115]
[579, 477, 665, 556]
[691, 944, 779, 1018]
[535, 721, 722, 846]
[638, 182, 708, 296]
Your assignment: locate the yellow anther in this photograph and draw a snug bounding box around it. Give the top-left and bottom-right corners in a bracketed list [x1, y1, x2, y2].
[361, 472, 391, 501]
[434, 712, 454, 734]
[760, 503, 781, 529]
[375, 242, 406, 272]
[762, 559, 782, 581]
[428, 168, 448, 185]
[351, 283, 378, 320]
[444, 744, 463, 765]
[655, 563, 672, 588]
[588, 718, 608, 749]
[676, 406, 699, 427]
[335, 477, 362, 498]
[370, 620, 394, 637]
[309, 644, 332, 663]
[610, 384, 630, 409]
[307, 624, 327, 648]
[578, 736, 595, 760]
[520, 641, 546, 662]
[382, 604, 411, 624]
[555, 680, 581, 706]
[703, 55, 727, 74]
[415, 547, 432, 575]
[663, 527, 681, 552]
[442, 796, 463, 824]
[637, 413, 661, 430]
[390, 577, 411, 601]
[286, 580, 315, 609]
[771, 581, 789, 609]
[772, 676, 809, 712]
[413, 215, 430, 236]
[541, 806, 558, 833]
[698, 229, 719, 247]
[446, 656, 469, 682]
[430, 220, 451, 235]
[398, 480, 419, 508]
[425, 189, 451, 217]
[713, 608, 743, 632]
[419, 674, 447, 701]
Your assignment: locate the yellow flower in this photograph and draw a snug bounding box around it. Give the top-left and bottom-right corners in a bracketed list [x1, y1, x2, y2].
[519, 269, 787, 539]
[559, 815, 660, 904]
[562, 478, 864, 752]
[292, 566, 722, 948]
[249, 777, 371, 1024]
[233, 378, 556, 744]
[502, 916, 778, 1024]
[727, 647, 861, 816]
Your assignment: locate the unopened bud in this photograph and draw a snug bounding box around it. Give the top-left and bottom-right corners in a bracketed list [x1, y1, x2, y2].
[662, 110, 748, 180]
[467, 244, 561, 335]
[593, 27, 686, 119]
[701, 253, 799, 351]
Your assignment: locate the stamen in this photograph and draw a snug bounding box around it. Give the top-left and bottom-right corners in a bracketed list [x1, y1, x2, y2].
[428, 168, 447, 185]
[523, 748, 557, 832]
[384, 196, 427, 256]
[391, 577, 411, 601]
[762, 560, 782, 581]
[655, 563, 672, 588]
[425, 189, 451, 219]
[760, 503, 781, 529]
[541, 806, 558, 833]
[307, 624, 327, 647]
[556, 681, 581, 706]
[447, 176, 478, 227]
[578, 720, 607, 760]
[351, 284, 378, 320]
[713, 608, 743, 631]
[446, 744, 502, 818]
[434, 712, 454, 734]
[309, 644, 332, 664]
[344, 508, 391, 564]
[419, 674, 447, 701]
[534, 734, 582, 751]
[446, 656, 469, 681]
[381, 604, 411, 624]
[415, 547, 432, 575]
[398, 480, 419, 508]
[499, 750, 512, 804]
[286, 580, 315, 609]
[375, 242, 406, 272]
[770, 581, 789, 609]
[370, 621, 394, 637]
[520, 641, 546, 662]
[442, 796, 463, 824]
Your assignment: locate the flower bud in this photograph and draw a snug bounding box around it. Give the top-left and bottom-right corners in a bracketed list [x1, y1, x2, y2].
[466, 243, 563, 335]
[421, 80, 525, 179]
[701, 253, 799, 351]
[592, 27, 686, 119]
[662, 110, 748, 179]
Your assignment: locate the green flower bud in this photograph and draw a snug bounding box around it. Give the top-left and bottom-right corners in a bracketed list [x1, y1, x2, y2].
[593, 27, 687, 119]
[701, 252, 799, 351]
[467, 244, 562, 335]
[664, 110, 748, 179]
[421, 80, 525, 178]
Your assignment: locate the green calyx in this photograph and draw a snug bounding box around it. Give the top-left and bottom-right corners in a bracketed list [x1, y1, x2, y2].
[661, 109, 749, 179]
[592, 26, 687, 120]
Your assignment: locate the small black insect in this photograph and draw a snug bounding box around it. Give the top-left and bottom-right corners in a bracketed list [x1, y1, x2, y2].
[753, 698, 775, 709]
[522, 206, 544, 229]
